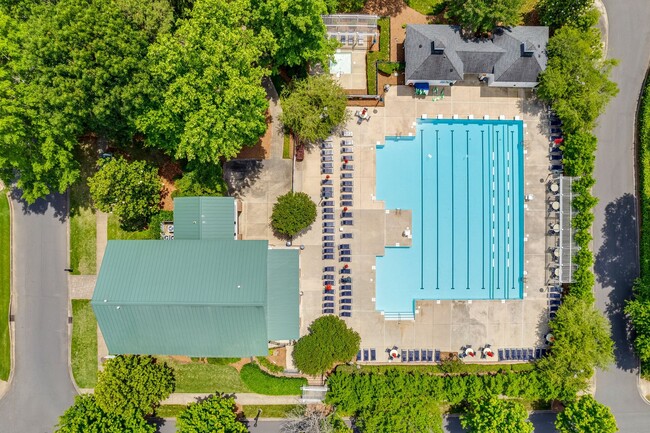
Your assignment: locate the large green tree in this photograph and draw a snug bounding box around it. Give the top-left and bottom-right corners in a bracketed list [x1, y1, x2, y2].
[279, 75, 349, 144]
[625, 298, 650, 366]
[271, 191, 317, 237]
[94, 355, 175, 418]
[252, 0, 336, 70]
[561, 131, 597, 177]
[55, 394, 155, 433]
[536, 297, 614, 401]
[88, 157, 161, 230]
[177, 395, 247, 433]
[460, 397, 533, 433]
[537, 26, 618, 134]
[555, 396, 617, 433]
[0, 0, 165, 202]
[293, 315, 360, 376]
[137, 0, 274, 164]
[539, 0, 597, 30]
[357, 396, 443, 433]
[445, 0, 523, 36]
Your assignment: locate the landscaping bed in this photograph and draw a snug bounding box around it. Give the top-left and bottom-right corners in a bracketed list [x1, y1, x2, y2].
[240, 363, 305, 395]
[71, 299, 98, 388]
[0, 190, 10, 380]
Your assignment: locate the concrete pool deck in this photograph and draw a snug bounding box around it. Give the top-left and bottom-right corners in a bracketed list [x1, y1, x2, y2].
[295, 85, 554, 356]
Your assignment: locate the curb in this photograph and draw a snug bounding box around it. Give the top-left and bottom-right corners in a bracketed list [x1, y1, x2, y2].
[594, 0, 609, 59]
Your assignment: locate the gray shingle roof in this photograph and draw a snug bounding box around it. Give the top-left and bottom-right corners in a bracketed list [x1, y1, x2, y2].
[405, 25, 548, 84]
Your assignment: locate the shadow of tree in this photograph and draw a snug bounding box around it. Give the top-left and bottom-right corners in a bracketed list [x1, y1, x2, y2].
[223, 159, 264, 197]
[594, 193, 639, 371]
[10, 188, 68, 222]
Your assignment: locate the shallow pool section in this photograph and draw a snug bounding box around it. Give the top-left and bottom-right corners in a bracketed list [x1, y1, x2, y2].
[375, 119, 524, 313]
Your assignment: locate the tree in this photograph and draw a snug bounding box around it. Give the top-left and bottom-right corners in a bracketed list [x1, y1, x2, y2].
[293, 315, 360, 376]
[357, 396, 443, 433]
[94, 355, 175, 418]
[555, 396, 617, 433]
[537, 26, 618, 134]
[444, 0, 523, 36]
[271, 191, 317, 237]
[539, 0, 597, 30]
[536, 297, 614, 401]
[172, 162, 228, 198]
[0, 0, 163, 202]
[460, 397, 533, 433]
[55, 394, 155, 433]
[561, 131, 597, 177]
[279, 75, 349, 144]
[177, 395, 247, 433]
[88, 157, 161, 230]
[252, 0, 336, 70]
[281, 406, 352, 433]
[625, 298, 650, 366]
[137, 0, 274, 164]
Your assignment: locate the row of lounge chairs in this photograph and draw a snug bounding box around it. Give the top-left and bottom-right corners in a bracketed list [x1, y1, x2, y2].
[498, 348, 548, 361]
[356, 349, 377, 362]
[400, 349, 440, 362]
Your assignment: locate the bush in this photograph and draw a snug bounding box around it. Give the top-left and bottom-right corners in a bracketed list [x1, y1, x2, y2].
[147, 210, 174, 239]
[172, 163, 227, 198]
[257, 357, 284, 373]
[271, 192, 317, 237]
[366, 17, 390, 95]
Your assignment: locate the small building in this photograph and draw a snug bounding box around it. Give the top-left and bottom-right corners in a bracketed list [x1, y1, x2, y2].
[92, 197, 299, 358]
[405, 25, 549, 89]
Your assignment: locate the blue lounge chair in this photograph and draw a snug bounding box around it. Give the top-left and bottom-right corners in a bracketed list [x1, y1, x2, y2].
[341, 201, 353, 207]
[321, 191, 332, 198]
[321, 169, 333, 175]
[339, 244, 351, 250]
[321, 149, 333, 156]
[363, 349, 369, 361]
[408, 350, 414, 362]
[541, 348, 548, 357]
[323, 295, 334, 302]
[425, 350, 431, 362]
[323, 236, 334, 241]
[323, 242, 334, 248]
[323, 266, 335, 272]
[340, 312, 351, 317]
[341, 277, 352, 283]
[340, 291, 352, 297]
[323, 222, 334, 227]
[414, 350, 420, 362]
[421, 349, 427, 361]
[341, 147, 353, 154]
[357, 351, 361, 361]
[340, 250, 351, 256]
[323, 228, 334, 234]
[550, 304, 559, 312]
[322, 208, 334, 214]
[322, 200, 334, 206]
[499, 349, 504, 361]
[341, 187, 353, 193]
[340, 268, 351, 274]
[435, 350, 441, 362]
[340, 305, 352, 311]
[322, 308, 334, 314]
[341, 172, 353, 179]
[341, 212, 353, 218]
[522, 349, 529, 361]
[527, 348, 534, 360]
[341, 194, 353, 200]
[322, 248, 334, 254]
[320, 142, 332, 149]
[341, 155, 354, 161]
[322, 163, 333, 169]
[341, 233, 353, 239]
[322, 214, 334, 220]
[341, 220, 353, 226]
[371, 349, 376, 361]
[341, 139, 353, 146]
[339, 257, 351, 262]
[340, 284, 352, 290]
[550, 299, 561, 305]
[341, 164, 354, 171]
[342, 181, 354, 187]
[549, 292, 561, 299]
[321, 157, 333, 163]
[322, 302, 334, 308]
[516, 349, 523, 360]
[550, 312, 557, 319]
[535, 348, 542, 359]
[504, 349, 511, 360]
[340, 299, 352, 305]
[323, 280, 334, 287]
[322, 274, 334, 280]
[323, 254, 334, 260]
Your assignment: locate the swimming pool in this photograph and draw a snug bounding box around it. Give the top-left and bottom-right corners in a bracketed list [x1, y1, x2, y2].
[375, 119, 524, 313]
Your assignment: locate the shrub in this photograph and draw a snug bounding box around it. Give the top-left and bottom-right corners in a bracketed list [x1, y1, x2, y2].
[172, 163, 227, 198]
[271, 192, 317, 237]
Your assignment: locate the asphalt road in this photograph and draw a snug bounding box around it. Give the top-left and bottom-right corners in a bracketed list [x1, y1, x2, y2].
[0, 192, 76, 433]
[593, 0, 650, 430]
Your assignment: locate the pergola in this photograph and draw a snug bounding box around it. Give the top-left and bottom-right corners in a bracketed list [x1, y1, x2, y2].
[322, 14, 379, 42]
[558, 175, 579, 283]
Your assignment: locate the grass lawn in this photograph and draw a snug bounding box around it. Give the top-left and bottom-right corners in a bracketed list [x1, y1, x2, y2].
[239, 363, 305, 396]
[160, 357, 251, 394]
[406, 0, 445, 15]
[71, 299, 98, 388]
[283, 134, 291, 159]
[0, 190, 10, 380]
[156, 404, 186, 418]
[107, 213, 154, 241]
[69, 197, 96, 275]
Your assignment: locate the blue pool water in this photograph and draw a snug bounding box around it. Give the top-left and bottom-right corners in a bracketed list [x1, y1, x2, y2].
[375, 119, 524, 313]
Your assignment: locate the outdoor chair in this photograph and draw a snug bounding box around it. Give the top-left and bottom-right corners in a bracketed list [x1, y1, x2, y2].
[357, 351, 362, 361]
[340, 291, 352, 297]
[340, 250, 351, 256]
[322, 302, 334, 308]
[541, 349, 548, 357]
[341, 212, 352, 218]
[339, 257, 351, 262]
[323, 228, 334, 234]
[321, 169, 333, 175]
[425, 350, 432, 362]
[322, 274, 334, 280]
[321, 156, 333, 162]
[342, 155, 354, 161]
[504, 349, 511, 360]
[321, 163, 333, 169]
[342, 130, 353, 137]
[323, 308, 334, 314]
[435, 350, 441, 362]
[323, 222, 334, 227]
[340, 312, 351, 318]
[339, 244, 351, 249]
[516, 349, 523, 360]
[341, 147, 353, 154]
[498, 349, 504, 361]
[363, 350, 369, 361]
[323, 242, 334, 248]
[341, 305, 352, 311]
[323, 208, 334, 214]
[535, 348, 542, 359]
[340, 284, 352, 290]
[341, 194, 353, 200]
[323, 236, 334, 241]
[321, 178, 333, 184]
[408, 351, 414, 362]
[527, 349, 534, 360]
[341, 139, 353, 146]
[371, 349, 376, 361]
[549, 292, 561, 299]
[322, 248, 334, 254]
[340, 268, 351, 274]
[341, 187, 353, 193]
[341, 201, 353, 207]
[414, 350, 420, 362]
[323, 295, 334, 302]
[341, 220, 353, 226]
[321, 149, 333, 155]
[341, 164, 354, 171]
[341, 277, 352, 283]
[340, 298, 352, 304]
[341, 173, 353, 179]
[323, 266, 335, 272]
[320, 143, 332, 149]
[342, 180, 353, 186]
[322, 200, 334, 206]
[323, 254, 334, 260]
[341, 233, 353, 239]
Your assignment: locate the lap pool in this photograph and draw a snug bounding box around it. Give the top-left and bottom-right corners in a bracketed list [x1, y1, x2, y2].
[375, 119, 524, 314]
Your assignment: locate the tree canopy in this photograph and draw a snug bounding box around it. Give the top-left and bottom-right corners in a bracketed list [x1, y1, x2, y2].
[555, 396, 617, 433]
[252, 0, 336, 70]
[537, 26, 618, 134]
[94, 355, 175, 418]
[536, 297, 614, 401]
[136, 0, 273, 164]
[177, 395, 247, 433]
[444, 0, 523, 36]
[460, 397, 533, 433]
[279, 75, 349, 144]
[293, 315, 360, 375]
[271, 191, 317, 237]
[88, 157, 161, 230]
[55, 394, 155, 433]
[539, 0, 598, 30]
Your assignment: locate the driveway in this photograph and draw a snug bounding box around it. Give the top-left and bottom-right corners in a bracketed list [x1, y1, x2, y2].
[593, 0, 650, 430]
[0, 192, 76, 432]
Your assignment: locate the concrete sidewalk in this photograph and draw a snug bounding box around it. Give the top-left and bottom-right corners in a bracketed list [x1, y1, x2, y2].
[162, 393, 301, 406]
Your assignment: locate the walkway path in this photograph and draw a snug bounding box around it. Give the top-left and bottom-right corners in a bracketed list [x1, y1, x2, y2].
[161, 392, 301, 406]
[262, 77, 285, 161]
[593, 0, 650, 430]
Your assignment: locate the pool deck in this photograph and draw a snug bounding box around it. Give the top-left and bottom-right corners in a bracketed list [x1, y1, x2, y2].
[294, 85, 553, 357]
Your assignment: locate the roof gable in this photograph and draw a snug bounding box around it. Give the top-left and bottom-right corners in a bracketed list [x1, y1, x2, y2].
[174, 197, 236, 240]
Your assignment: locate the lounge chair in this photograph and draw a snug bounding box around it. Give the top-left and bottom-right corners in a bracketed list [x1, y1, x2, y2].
[401, 350, 407, 362]
[522, 350, 529, 361]
[340, 290, 352, 297]
[550, 311, 557, 319]
[435, 350, 441, 362]
[320, 143, 332, 149]
[414, 350, 420, 362]
[321, 169, 333, 175]
[322, 200, 334, 206]
[323, 228, 334, 234]
[322, 186, 333, 191]
[323, 295, 334, 302]
[339, 244, 350, 249]
[371, 349, 376, 361]
[321, 192, 332, 198]
[408, 350, 414, 362]
[341, 194, 353, 200]
[339, 250, 351, 256]
[323, 266, 335, 272]
[322, 274, 334, 280]
[321, 178, 332, 184]
[341, 139, 353, 146]
[504, 349, 511, 360]
[323, 236, 334, 241]
[340, 298, 352, 304]
[516, 349, 523, 360]
[341, 164, 354, 171]
[341, 212, 352, 218]
[342, 181, 353, 187]
[323, 254, 334, 260]
[322, 248, 334, 254]
[322, 302, 334, 308]
[321, 163, 333, 169]
[341, 233, 353, 239]
[550, 299, 561, 306]
[323, 242, 334, 248]
[323, 308, 334, 314]
[340, 312, 351, 318]
[321, 149, 333, 155]
[341, 277, 352, 283]
[341, 147, 353, 154]
[341, 201, 353, 207]
[549, 292, 561, 299]
[341, 155, 354, 161]
[340, 284, 352, 290]
[321, 156, 333, 162]
[527, 348, 534, 360]
[341, 130, 353, 137]
[339, 257, 351, 262]
[541, 348, 548, 357]
[357, 351, 362, 361]
[363, 349, 369, 361]
[341, 219, 353, 226]
[535, 348, 542, 359]
[341, 173, 353, 179]
[340, 268, 351, 274]
[340, 305, 352, 311]
[498, 349, 504, 361]
[341, 187, 353, 193]
[323, 222, 334, 227]
[323, 214, 334, 220]
[426, 350, 432, 362]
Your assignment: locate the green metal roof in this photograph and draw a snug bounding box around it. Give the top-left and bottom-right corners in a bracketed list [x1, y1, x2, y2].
[266, 249, 300, 341]
[92, 240, 270, 357]
[173, 197, 236, 240]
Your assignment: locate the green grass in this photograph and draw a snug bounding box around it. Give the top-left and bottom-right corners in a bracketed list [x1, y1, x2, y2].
[366, 17, 390, 95]
[282, 134, 291, 159]
[107, 213, 155, 240]
[242, 405, 301, 418]
[257, 357, 284, 373]
[70, 299, 98, 388]
[156, 404, 186, 418]
[405, 0, 445, 15]
[161, 357, 251, 393]
[0, 190, 10, 380]
[239, 363, 306, 395]
[69, 204, 96, 275]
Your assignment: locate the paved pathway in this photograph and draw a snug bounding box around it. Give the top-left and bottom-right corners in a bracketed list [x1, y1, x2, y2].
[161, 392, 301, 406]
[262, 77, 285, 161]
[0, 191, 76, 433]
[593, 0, 650, 430]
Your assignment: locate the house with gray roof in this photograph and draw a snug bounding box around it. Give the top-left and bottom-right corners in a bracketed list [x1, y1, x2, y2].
[405, 25, 549, 88]
[92, 197, 300, 358]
